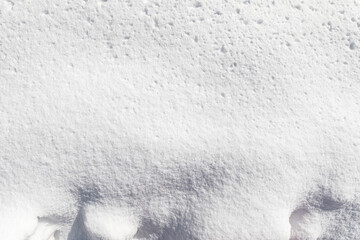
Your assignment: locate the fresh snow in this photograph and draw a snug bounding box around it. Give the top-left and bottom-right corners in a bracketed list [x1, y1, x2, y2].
[1, 0, 360, 239]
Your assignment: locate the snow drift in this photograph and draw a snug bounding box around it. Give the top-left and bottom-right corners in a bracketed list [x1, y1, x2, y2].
[1, 0, 360, 239]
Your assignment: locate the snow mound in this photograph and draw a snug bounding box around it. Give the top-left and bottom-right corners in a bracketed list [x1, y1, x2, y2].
[290, 208, 322, 239]
[27, 217, 60, 240]
[0, 205, 38, 240]
[83, 205, 138, 240]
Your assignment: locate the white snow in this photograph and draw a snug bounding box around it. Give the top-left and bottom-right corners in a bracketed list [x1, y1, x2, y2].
[0, 203, 38, 240]
[27, 218, 60, 240]
[83, 205, 138, 240]
[1, 0, 360, 239]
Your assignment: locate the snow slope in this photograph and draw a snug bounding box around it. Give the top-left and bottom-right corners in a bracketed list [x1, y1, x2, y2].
[1, 0, 360, 239]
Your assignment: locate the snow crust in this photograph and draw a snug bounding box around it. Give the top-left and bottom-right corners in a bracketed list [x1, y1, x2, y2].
[1, 0, 360, 239]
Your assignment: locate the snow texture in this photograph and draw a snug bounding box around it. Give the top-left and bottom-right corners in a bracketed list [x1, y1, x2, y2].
[1, 0, 360, 239]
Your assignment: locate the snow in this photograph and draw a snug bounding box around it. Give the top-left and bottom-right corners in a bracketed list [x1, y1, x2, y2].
[27, 218, 60, 240]
[82, 205, 139, 240]
[1, 0, 360, 239]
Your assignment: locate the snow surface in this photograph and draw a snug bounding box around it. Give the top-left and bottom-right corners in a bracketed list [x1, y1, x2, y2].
[1, 0, 360, 239]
